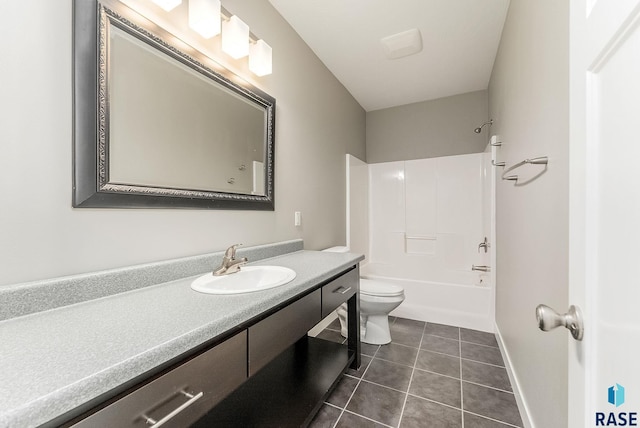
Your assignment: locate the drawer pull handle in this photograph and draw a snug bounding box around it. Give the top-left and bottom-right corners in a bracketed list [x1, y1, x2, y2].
[333, 286, 352, 295]
[143, 390, 204, 427]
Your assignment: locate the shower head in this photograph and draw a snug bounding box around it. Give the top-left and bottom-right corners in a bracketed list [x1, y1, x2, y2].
[474, 119, 494, 133]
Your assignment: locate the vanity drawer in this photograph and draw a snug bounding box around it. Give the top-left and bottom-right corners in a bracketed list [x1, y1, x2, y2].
[321, 266, 358, 318]
[248, 289, 321, 376]
[73, 332, 247, 428]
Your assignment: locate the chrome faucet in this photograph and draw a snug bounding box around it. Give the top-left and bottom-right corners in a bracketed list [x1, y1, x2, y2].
[478, 237, 490, 253]
[213, 244, 248, 276]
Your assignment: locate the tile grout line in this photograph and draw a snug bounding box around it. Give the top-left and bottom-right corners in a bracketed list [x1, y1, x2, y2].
[318, 320, 509, 428]
[426, 332, 501, 350]
[357, 378, 417, 397]
[386, 339, 504, 364]
[396, 321, 427, 427]
[405, 392, 464, 412]
[331, 342, 381, 428]
[421, 332, 461, 342]
[422, 333, 460, 343]
[418, 347, 460, 358]
[357, 331, 496, 353]
[330, 333, 352, 428]
[460, 332, 521, 427]
[460, 339, 500, 349]
[416, 342, 506, 368]
[373, 355, 420, 369]
[460, 356, 505, 368]
[464, 410, 523, 428]
[386, 364, 514, 395]
[341, 409, 395, 428]
[461, 379, 515, 395]
[411, 366, 460, 382]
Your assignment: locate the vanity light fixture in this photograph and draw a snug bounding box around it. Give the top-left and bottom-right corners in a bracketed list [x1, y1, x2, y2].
[222, 15, 250, 59]
[249, 40, 272, 77]
[189, 0, 221, 39]
[147, 0, 272, 76]
[152, 0, 182, 12]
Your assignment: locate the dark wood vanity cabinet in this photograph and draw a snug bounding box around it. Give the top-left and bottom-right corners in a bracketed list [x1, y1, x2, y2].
[68, 265, 360, 428]
[71, 332, 247, 428]
[321, 267, 358, 317]
[248, 289, 322, 376]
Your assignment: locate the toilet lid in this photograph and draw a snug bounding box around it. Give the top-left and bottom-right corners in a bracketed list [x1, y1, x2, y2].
[360, 278, 404, 297]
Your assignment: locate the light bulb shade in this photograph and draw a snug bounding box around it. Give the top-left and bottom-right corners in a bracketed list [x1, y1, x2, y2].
[222, 15, 250, 59]
[152, 0, 182, 12]
[249, 40, 272, 76]
[189, 0, 220, 39]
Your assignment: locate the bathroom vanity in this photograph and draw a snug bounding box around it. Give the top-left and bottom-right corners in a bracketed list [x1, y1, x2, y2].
[0, 241, 363, 428]
[70, 267, 359, 427]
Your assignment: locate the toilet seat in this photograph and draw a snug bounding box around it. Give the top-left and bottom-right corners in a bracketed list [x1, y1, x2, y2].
[360, 278, 404, 297]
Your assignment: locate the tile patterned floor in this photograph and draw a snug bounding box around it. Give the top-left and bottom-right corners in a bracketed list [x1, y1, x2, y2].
[310, 317, 523, 428]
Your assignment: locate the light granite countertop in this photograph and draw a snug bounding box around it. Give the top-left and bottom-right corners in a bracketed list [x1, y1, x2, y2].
[0, 247, 363, 428]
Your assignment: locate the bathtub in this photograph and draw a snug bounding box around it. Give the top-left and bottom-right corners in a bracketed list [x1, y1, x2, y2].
[360, 262, 494, 332]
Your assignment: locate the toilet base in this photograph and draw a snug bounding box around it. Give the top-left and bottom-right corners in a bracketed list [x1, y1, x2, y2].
[337, 306, 393, 345]
[360, 315, 392, 345]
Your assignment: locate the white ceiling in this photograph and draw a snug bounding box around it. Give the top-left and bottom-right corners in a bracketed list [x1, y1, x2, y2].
[268, 0, 510, 112]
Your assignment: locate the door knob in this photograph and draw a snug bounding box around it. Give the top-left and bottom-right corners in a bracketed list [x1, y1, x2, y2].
[535, 304, 584, 341]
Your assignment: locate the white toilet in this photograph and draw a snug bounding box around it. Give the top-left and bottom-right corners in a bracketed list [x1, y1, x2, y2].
[323, 247, 405, 345]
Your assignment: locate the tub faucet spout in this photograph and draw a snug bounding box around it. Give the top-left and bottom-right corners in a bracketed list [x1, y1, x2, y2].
[213, 244, 248, 276]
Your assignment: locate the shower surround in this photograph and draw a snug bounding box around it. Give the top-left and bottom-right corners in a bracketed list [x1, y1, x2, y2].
[351, 153, 494, 331]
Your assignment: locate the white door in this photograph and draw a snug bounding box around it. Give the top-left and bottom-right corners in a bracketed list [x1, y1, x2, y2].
[569, 0, 640, 427]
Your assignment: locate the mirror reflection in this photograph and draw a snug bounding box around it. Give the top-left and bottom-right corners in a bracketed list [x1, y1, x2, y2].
[109, 26, 266, 196]
[73, 0, 275, 209]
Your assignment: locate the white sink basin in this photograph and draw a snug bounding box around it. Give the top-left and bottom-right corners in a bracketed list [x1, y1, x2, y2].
[190, 266, 296, 295]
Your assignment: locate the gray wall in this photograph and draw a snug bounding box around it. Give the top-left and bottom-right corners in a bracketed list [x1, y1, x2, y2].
[366, 90, 488, 163]
[0, 0, 365, 287]
[489, 1, 569, 427]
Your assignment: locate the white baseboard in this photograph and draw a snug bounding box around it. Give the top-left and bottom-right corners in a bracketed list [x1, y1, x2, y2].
[495, 323, 534, 428]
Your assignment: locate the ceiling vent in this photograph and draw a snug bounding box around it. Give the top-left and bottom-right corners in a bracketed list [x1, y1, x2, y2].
[380, 28, 423, 60]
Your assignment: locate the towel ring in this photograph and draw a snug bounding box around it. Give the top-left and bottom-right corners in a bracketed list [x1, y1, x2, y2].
[501, 156, 548, 183]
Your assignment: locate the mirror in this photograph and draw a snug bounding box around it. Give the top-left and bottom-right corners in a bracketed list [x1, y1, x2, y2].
[73, 0, 276, 209]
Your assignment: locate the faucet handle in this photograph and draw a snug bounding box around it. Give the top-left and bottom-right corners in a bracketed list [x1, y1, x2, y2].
[477, 237, 490, 253]
[225, 244, 243, 259]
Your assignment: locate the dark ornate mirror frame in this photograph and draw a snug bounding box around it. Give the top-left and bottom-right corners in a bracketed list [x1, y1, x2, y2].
[73, 0, 276, 210]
